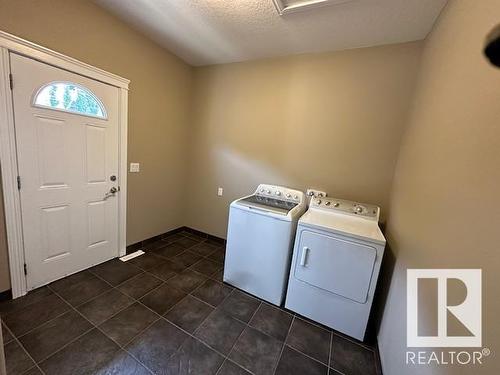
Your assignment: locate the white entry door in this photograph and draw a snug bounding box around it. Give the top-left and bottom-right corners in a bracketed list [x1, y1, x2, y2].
[10, 53, 121, 290]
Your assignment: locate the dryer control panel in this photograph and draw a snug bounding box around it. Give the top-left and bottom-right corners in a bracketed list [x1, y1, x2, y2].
[310, 197, 380, 221]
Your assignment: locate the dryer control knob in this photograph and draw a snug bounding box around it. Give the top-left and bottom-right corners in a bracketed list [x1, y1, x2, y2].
[316, 199, 322, 205]
[276, 191, 281, 196]
[267, 190, 271, 194]
[325, 201, 331, 206]
[355, 206, 363, 213]
[286, 193, 292, 198]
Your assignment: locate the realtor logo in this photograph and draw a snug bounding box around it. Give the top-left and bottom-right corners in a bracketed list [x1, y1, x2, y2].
[407, 269, 482, 347]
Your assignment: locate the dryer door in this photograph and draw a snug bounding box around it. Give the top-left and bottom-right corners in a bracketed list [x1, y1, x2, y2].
[293, 230, 376, 304]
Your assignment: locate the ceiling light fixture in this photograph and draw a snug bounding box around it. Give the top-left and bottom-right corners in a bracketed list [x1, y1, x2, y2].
[272, 0, 353, 16]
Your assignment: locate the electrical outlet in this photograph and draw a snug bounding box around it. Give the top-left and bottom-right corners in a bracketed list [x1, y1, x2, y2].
[306, 189, 327, 198]
[217, 187, 223, 196]
[129, 163, 140, 173]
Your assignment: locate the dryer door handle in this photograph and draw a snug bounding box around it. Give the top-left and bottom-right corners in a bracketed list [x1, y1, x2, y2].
[300, 247, 309, 266]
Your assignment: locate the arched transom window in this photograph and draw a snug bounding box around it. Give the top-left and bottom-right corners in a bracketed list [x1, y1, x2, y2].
[33, 82, 107, 119]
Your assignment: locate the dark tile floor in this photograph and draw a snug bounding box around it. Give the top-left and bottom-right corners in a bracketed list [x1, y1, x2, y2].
[1, 231, 381, 375]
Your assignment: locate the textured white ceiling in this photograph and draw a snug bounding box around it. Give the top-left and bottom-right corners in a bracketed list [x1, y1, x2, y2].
[94, 0, 448, 66]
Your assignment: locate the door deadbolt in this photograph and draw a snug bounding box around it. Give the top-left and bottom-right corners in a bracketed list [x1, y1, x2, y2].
[110, 175, 116, 181]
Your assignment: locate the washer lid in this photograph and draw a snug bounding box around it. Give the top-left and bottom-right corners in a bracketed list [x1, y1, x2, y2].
[299, 209, 386, 245]
[237, 195, 298, 215]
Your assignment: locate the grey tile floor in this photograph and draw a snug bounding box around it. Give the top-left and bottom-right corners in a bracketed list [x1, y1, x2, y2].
[1, 231, 381, 375]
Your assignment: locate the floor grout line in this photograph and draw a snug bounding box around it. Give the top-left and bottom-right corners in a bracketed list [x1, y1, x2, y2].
[287, 342, 334, 369]
[115, 251, 229, 374]
[119, 284, 241, 373]
[86, 318, 156, 375]
[86, 315, 157, 375]
[183, 283, 246, 369]
[329, 330, 376, 353]
[218, 357, 255, 375]
[272, 315, 295, 375]
[118, 314, 163, 348]
[151, 233, 204, 248]
[328, 329, 333, 375]
[0, 323, 13, 346]
[215, 359, 229, 375]
[33, 324, 95, 366]
[142, 241, 223, 273]
[0, 288, 53, 319]
[260, 300, 294, 318]
[1, 289, 93, 363]
[184, 293, 218, 309]
[44, 287, 114, 344]
[4, 270, 124, 340]
[101, 276, 234, 372]
[47, 284, 158, 375]
[187, 274, 231, 303]
[66, 283, 166, 375]
[163, 317, 234, 367]
[114, 271, 164, 294]
[223, 299, 263, 375]
[291, 314, 333, 333]
[132, 279, 168, 300]
[286, 309, 376, 354]
[2, 321, 46, 375]
[191, 284, 236, 337]
[289, 312, 376, 356]
[12, 306, 71, 341]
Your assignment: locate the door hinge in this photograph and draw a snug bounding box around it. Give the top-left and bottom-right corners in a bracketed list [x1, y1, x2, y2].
[9, 73, 13, 90]
[24, 263, 27, 275]
[17, 176, 21, 190]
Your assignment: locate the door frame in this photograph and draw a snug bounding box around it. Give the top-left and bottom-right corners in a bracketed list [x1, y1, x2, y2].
[0, 30, 130, 298]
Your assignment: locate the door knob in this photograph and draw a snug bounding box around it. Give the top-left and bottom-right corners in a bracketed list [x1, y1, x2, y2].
[104, 187, 118, 200]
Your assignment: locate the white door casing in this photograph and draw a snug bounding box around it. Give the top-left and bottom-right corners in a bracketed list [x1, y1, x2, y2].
[11, 53, 120, 290]
[0, 30, 129, 298]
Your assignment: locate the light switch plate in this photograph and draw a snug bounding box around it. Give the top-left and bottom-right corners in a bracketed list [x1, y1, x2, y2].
[129, 163, 140, 173]
[217, 187, 223, 196]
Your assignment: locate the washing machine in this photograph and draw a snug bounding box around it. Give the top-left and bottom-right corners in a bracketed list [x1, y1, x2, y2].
[285, 196, 385, 341]
[224, 184, 306, 306]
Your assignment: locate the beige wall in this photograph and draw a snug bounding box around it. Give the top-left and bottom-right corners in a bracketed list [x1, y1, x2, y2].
[0, 0, 193, 291]
[186, 42, 423, 237]
[378, 1, 500, 374]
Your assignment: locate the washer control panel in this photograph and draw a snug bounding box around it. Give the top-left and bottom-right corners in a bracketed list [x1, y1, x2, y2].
[311, 197, 380, 220]
[255, 184, 304, 204]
